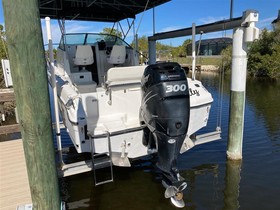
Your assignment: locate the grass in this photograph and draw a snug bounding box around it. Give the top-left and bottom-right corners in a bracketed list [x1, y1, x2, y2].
[172, 56, 223, 66]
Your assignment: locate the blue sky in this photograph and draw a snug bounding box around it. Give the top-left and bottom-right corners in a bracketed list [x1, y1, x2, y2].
[0, 0, 279, 46]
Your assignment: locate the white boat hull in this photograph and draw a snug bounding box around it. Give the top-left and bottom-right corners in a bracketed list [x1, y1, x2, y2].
[49, 33, 215, 167]
[57, 74, 212, 159]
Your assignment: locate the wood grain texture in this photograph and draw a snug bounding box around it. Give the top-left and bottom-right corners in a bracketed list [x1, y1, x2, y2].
[2, 0, 61, 209]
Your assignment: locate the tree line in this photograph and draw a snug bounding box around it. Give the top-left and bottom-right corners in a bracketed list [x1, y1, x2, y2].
[221, 22, 280, 79]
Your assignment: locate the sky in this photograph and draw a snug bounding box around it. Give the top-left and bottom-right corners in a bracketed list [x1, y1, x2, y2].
[0, 0, 279, 46]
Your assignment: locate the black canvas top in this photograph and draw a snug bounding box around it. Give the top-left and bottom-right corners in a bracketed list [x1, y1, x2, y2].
[39, 0, 171, 22]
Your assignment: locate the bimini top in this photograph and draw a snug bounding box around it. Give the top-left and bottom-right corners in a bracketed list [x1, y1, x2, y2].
[39, 0, 171, 22]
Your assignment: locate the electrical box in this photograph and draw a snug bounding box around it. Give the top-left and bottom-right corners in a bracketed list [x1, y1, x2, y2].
[1, 59, 13, 87]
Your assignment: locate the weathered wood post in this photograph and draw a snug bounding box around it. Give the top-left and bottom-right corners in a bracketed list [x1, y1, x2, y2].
[2, 0, 61, 209]
[227, 10, 259, 160]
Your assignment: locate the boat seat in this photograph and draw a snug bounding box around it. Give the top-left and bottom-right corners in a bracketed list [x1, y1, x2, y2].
[74, 45, 94, 68]
[105, 66, 146, 89]
[107, 45, 126, 65]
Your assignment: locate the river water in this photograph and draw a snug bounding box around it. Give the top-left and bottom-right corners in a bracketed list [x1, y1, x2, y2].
[44, 73, 280, 209]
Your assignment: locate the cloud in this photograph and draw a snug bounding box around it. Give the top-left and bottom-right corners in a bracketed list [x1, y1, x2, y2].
[65, 22, 97, 33]
[198, 16, 228, 25]
[158, 26, 183, 33]
[257, 17, 274, 29]
[201, 31, 233, 40]
[41, 20, 62, 45]
[40, 20, 111, 44]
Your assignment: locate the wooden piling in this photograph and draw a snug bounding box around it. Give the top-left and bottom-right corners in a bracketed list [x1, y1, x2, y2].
[227, 10, 259, 160]
[2, 0, 61, 209]
[227, 27, 247, 160]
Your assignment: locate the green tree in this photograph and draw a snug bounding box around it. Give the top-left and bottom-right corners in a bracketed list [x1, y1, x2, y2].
[0, 24, 15, 121]
[136, 35, 149, 52]
[248, 23, 280, 78]
[168, 39, 191, 59]
[0, 24, 8, 88]
[220, 45, 232, 73]
[101, 27, 122, 38]
[220, 24, 280, 78]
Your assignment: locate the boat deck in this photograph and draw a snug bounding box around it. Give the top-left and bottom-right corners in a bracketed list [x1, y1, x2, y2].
[0, 139, 32, 210]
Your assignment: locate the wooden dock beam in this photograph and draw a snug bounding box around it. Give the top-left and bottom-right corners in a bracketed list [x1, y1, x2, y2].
[0, 88, 15, 102]
[2, 0, 61, 209]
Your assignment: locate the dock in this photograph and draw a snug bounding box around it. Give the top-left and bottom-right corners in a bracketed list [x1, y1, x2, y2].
[0, 139, 32, 210]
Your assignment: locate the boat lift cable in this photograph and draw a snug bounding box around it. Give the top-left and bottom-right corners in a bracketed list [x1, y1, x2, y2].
[136, 0, 150, 35]
[192, 24, 223, 133]
[192, 27, 223, 132]
[216, 61, 224, 132]
[197, 31, 203, 56]
[216, 29, 226, 131]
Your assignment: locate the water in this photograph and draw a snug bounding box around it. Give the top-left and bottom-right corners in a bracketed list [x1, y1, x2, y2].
[59, 73, 280, 210]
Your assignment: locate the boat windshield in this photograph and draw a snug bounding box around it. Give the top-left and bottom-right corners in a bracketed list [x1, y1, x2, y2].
[59, 33, 132, 50]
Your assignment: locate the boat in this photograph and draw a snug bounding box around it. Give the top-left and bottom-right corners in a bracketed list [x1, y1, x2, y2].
[42, 1, 220, 207]
[53, 32, 214, 156]
[49, 31, 215, 205]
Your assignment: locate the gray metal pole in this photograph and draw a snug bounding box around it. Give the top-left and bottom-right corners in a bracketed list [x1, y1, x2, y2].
[148, 40, 157, 64]
[230, 0, 234, 19]
[153, 7, 156, 35]
[191, 23, 196, 80]
[2, 0, 61, 209]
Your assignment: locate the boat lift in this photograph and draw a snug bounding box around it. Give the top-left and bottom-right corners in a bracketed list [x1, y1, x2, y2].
[45, 9, 259, 209]
[44, 10, 259, 179]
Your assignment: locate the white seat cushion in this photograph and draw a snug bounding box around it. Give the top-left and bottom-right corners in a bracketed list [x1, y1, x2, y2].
[74, 45, 94, 66]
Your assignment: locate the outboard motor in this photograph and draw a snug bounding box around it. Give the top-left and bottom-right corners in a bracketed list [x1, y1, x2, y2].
[140, 62, 190, 207]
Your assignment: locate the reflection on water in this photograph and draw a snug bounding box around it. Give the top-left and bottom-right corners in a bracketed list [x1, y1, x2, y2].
[246, 79, 280, 137]
[59, 74, 280, 209]
[223, 160, 241, 210]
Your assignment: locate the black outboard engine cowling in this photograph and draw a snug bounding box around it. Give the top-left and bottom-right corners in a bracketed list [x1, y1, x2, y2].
[140, 62, 190, 184]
